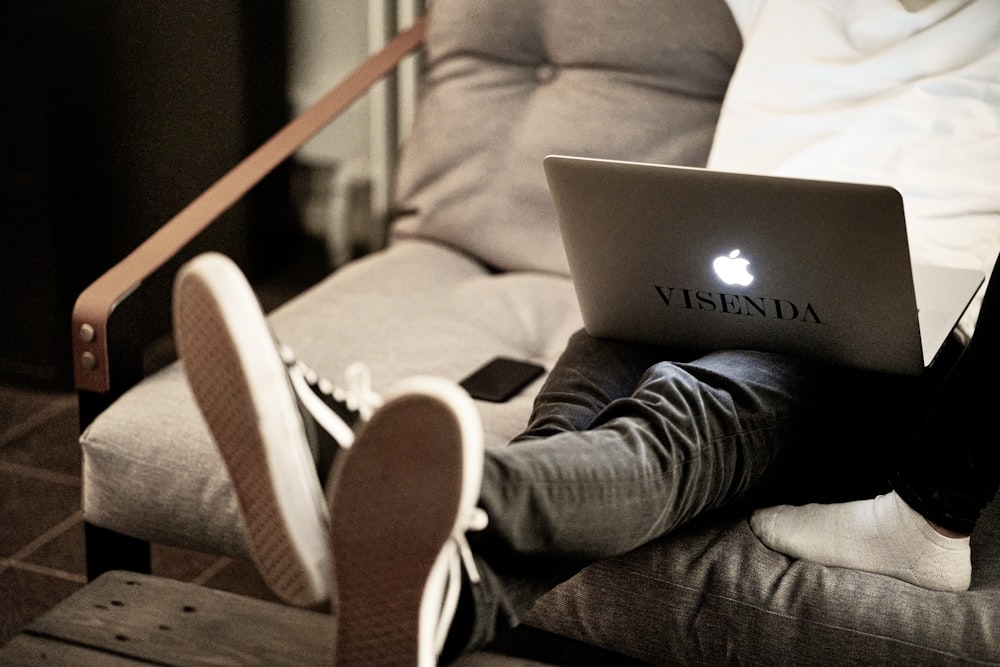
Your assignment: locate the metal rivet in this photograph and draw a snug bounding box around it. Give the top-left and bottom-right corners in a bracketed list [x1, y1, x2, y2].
[80, 324, 96, 343]
[81, 352, 97, 371]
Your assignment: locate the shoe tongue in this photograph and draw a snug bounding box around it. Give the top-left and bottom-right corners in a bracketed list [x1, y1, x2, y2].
[302, 388, 359, 482]
[298, 405, 340, 482]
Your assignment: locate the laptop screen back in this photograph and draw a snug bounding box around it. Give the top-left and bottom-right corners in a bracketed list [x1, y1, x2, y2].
[545, 155, 928, 374]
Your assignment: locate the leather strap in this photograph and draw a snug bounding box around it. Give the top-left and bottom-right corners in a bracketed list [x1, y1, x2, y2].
[73, 14, 428, 394]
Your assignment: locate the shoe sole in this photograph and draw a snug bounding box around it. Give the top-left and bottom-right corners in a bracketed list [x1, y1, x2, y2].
[173, 252, 330, 607]
[329, 378, 482, 666]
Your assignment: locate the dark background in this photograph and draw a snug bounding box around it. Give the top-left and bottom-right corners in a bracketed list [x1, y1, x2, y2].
[0, 1, 300, 389]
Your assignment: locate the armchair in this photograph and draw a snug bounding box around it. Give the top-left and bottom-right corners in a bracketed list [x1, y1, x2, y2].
[75, 1, 1000, 664]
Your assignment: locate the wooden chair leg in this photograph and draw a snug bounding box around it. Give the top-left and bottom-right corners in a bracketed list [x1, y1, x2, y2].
[84, 522, 152, 582]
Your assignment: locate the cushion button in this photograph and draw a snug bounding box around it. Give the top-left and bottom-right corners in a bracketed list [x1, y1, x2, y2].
[535, 64, 557, 83]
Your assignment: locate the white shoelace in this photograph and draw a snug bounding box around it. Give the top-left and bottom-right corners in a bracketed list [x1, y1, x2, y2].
[434, 507, 489, 655]
[281, 345, 384, 447]
[337, 362, 384, 421]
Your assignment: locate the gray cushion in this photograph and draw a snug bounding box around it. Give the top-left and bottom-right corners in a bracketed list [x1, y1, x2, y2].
[392, 0, 742, 274]
[529, 500, 1000, 665]
[82, 241, 582, 557]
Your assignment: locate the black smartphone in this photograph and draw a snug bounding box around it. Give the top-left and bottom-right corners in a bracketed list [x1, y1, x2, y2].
[460, 356, 546, 403]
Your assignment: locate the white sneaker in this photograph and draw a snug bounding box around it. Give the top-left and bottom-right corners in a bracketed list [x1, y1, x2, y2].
[328, 376, 487, 666]
[173, 252, 381, 607]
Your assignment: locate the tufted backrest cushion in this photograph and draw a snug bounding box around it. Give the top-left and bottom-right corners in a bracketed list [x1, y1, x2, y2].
[392, 0, 742, 275]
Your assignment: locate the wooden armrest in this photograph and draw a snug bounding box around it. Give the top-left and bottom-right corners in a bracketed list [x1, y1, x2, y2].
[72, 14, 428, 394]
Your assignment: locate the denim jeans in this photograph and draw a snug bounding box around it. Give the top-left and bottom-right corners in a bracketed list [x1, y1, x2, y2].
[893, 254, 1000, 534]
[452, 333, 845, 652]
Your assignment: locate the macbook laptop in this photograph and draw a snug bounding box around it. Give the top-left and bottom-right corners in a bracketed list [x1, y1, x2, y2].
[544, 155, 984, 375]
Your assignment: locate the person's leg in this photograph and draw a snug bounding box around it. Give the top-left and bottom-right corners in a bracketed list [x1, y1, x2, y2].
[436, 330, 687, 653]
[488, 350, 822, 556]
[749, 347, 978, 591]
[892, 264, 1000, 533]
[750, 257, 1000, 592]
[452, 347, 828, 653]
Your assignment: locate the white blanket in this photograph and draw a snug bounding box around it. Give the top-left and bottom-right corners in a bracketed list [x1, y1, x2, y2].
[712, 0, 1000, 330]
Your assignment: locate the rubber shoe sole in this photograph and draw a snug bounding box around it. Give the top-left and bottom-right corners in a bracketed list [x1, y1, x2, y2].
[173, 252, 331, 608]
[328, 377, 483, 666]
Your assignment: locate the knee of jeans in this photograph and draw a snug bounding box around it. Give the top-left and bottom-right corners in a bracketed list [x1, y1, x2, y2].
[633, 362, 724, 411]
[692, 349, 804, 371]
[685, 351, 824, 394]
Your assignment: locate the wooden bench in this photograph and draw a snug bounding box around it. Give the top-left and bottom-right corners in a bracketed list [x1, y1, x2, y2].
[0, 571, 553, 666]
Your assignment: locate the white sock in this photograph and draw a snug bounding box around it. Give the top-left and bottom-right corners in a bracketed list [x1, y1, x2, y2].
[750, 491, 972, 592]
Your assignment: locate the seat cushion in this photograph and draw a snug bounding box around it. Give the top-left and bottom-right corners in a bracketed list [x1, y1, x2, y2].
[81, 241, 583, 558]
[528, 500, 1000, 665]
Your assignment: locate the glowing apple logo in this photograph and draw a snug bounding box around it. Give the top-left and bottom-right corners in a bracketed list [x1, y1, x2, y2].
[713, 249, 754, 287]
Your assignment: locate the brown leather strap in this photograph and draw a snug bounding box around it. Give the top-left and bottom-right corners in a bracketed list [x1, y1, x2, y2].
[73, 13, 429, 394]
